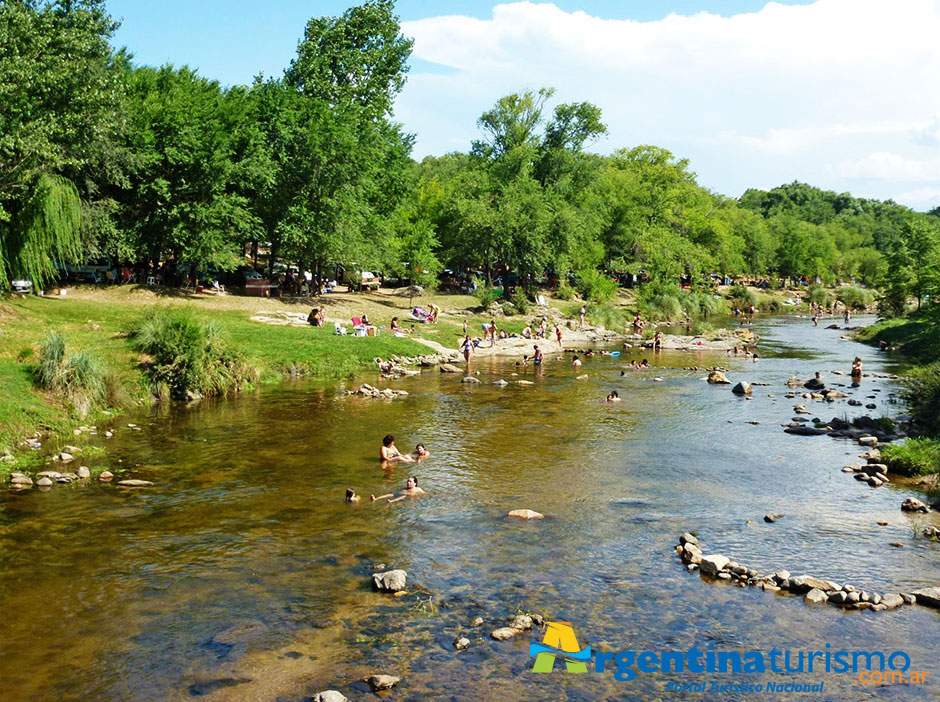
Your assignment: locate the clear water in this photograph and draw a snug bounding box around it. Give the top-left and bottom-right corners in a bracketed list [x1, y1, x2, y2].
[1, 315, 937, 701]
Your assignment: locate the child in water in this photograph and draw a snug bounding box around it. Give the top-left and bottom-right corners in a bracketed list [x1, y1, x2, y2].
[345, 488, 360, 503]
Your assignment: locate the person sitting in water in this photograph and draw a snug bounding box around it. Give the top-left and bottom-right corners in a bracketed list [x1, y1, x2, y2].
[412, 443, 431, 460]
[851, 357, 863, 378]
[380, 434, 414, 463]
[572, 355, 582, 367]
[606, 390, 621, 402]
[585, 350, 595, 358]
[639, 358, 649, 368]
[371, 475, 427, 503]
[345, 488, 361, 503]
[375, 357, 394, 374]
[752, 351, 759, 362]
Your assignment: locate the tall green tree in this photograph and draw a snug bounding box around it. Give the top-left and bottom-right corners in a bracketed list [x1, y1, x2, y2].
[0, 0, 125, 287]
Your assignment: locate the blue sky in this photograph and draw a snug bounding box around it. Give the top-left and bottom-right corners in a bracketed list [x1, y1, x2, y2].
[107, 1, 940, 210]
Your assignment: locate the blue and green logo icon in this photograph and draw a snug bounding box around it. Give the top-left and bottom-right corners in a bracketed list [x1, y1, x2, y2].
[530, 621, 591, 673]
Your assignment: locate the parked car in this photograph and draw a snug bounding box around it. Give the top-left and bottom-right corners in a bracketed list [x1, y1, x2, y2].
[343, 269, 380, 292]
[11, 279, 32, 293]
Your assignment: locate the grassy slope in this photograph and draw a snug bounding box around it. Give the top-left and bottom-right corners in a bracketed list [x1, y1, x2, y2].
[854, 313, 940, 363]
[0, 289, 431, 453]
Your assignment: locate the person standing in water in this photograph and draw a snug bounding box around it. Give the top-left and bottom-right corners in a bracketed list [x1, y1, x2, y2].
[461, 335, 473, 366]
[851, 357, 863, 379]
[533, 344, 543, 366]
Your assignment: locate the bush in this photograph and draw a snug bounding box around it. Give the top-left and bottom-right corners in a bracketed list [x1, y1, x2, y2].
[727, 285, 759, 309]
[586, 302, 629, 331]
[882, 438, 940, 477]
[807, 285, 833, 307]
[903, 362, 940, 436]
[681, 291, 729, 318]
[576, 269, 618, 303]
[36, 330, 107, 418]
[554, 283, 575, 301]
[473, 278, 500, 310]
[511, 289, 530, 315]
[133, 308, 258, 400]
[836, 285, 874, 310]
[756, 292, 783, 313]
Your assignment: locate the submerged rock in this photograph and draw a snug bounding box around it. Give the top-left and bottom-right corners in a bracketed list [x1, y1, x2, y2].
[491, 626, 524, 641]
[365, 675, 400, 692]
[508, 509, 544, 520]
[98, 471, 114, 482]
[440, 363, 461, 373]
[372, 569, 407, 592]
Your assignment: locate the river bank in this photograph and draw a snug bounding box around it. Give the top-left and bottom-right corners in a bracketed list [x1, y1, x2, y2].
[0, 284, 768, 467]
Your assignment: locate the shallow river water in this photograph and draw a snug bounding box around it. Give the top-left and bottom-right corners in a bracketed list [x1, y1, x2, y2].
[1, 315, 938, 701]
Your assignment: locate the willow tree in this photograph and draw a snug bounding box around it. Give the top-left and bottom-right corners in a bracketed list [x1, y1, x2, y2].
[0, 0, 125, 288]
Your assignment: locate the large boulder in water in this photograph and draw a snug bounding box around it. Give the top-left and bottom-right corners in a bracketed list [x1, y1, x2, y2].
[731, 381, 752, 395]
[804, 377, 825, 390]
[707, 371, 730, 384]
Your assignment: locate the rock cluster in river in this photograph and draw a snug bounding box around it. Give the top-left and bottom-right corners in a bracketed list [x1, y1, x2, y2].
[345, 383, 409, 399]
[676, 533, 936, 612]
[490, 612, 544, 641]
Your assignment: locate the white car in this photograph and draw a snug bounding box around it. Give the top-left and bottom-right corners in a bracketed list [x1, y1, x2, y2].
[11, 279, 32, 292]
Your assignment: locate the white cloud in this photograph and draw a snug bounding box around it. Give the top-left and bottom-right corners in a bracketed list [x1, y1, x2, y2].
[395, 0, 940, 210]
[829, 152, 940, 181]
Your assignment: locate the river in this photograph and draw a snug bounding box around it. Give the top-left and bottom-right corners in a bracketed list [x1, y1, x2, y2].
[0, 315, 938, 701]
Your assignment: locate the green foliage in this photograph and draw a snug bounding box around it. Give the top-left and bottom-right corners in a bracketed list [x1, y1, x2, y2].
[553, 283, 575, 300]
[806, 285, 833, 307]
[881, 439, 940, 477]
[474, 282, 500, 310]
[37, 331, 107, 418]
[576, 268, 617, 302]
[132, 308, 258, 400]
[903, 363, 940, 437]
[836, 285, 874, 310]
[727, 285, 759, 308]
[586, 302, 628, 331]
[511, 289, 530, 314]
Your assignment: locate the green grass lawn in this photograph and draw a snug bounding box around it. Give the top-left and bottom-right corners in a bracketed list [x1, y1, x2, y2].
[855, 313, 940, 363]
[0, 293, 429, 455]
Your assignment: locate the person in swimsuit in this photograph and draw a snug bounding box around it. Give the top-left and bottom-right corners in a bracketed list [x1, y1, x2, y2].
[533, 344, 543, 366]
[412, 443, 431, 460]
[851, 357, 863, 378]
[371, 475, 427, 503]
[572, 355, 582, 367]
[461, 335, 473, 365]
[345, 488, 361, 503]
[380, 435, 414, 463]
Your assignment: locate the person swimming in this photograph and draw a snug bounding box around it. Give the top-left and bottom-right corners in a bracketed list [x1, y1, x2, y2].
[412, 443, 431, 459]
[572, 355, 582, 367]
[371, 475, 427, 503]
[345, 488, 361, 503]
[606, 391, 621, 402]
[380, 434, 414, 463]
